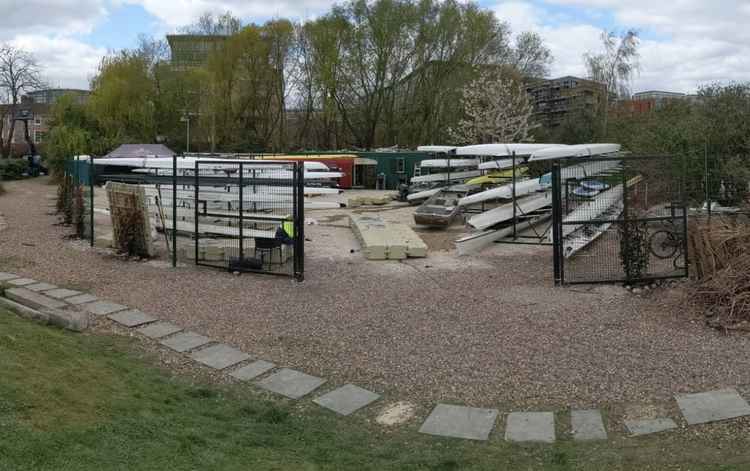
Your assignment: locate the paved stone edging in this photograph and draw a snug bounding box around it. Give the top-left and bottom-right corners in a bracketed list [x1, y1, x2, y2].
[2, 270, 750, 443]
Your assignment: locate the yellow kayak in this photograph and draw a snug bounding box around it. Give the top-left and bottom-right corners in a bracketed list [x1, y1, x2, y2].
[466, 167, 528, 186]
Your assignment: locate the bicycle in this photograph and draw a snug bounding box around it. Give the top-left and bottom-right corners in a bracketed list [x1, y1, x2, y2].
[648, 221, 686, 270]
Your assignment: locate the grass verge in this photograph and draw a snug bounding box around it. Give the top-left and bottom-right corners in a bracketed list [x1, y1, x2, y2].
[0, 309, 749, 470]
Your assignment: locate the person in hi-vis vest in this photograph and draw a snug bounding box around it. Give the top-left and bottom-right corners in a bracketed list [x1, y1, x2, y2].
[276, 218, 295, 245]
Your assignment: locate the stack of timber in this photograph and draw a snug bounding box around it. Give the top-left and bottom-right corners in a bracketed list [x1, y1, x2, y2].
[348, 194, 394, 207]
[350, 215, 428, 260]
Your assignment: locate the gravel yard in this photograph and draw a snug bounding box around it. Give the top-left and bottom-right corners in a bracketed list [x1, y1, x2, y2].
[2, 177, 750, 409]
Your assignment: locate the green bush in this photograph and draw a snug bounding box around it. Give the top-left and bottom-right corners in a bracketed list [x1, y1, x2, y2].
[0, 159, 29, 180]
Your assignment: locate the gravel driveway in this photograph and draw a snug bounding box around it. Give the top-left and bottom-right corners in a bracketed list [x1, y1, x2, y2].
[2, 177, 750, 408]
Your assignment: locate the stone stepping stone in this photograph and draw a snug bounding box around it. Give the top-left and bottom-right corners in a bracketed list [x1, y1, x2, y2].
[24, 282, 57, 292]
[571, 409, 607, 441]
[230, 360, 275, 381]
[137, 322, 183, 339]
[314, 384, 380, 416]
[419, 404, 498, 441]
[7, 278, 37, 287]
[44, 288, 83, 300]
[108, 310, 157, 328]
[160, 331, 211, 353]
[5, 287, 67, 311]
[0, 272, 19, 281]
[190, 344, 250, 370]
[675, 388, 750, 426]
[65, 294, 98, 305]
[625, 418, 677, 436]
[505, 412, 556, 443]
[256, 368, 326, 399]
[79, 301, 128, 316]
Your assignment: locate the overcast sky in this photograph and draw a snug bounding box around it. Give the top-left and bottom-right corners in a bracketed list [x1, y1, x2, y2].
[2, 0, 748, 93]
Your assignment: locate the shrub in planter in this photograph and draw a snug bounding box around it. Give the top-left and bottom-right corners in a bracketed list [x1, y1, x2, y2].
[619, 219, 651, 281]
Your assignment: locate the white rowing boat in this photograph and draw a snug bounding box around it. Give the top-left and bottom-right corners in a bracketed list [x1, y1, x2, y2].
[406, 187, 442, 202]
[143, 184, 342, 196]
[456, 143, 566, 157]
[419, 159, 479, 168]
[410, 170, 481, 184]
[528, 143, 621, 162]
[417, 145, 457, 153]
[467, 193, 551, 230]
[458, 178, 542, 206]
[478, 159, 515, 171]
[455, 214, 551, 256]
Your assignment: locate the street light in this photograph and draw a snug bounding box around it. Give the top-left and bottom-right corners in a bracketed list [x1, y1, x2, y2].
[180, 112, 198, 154]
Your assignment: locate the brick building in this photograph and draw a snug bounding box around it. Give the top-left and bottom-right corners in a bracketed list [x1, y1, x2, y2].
[526, 76, 607, 128]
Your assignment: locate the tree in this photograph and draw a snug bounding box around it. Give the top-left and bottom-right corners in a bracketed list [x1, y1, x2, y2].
[512, 32, 552, 78]
[180, 11, 242, 36]
[0, 44, 44, 158]
[584, 30, 639, 134]
[449, 69, 536, 144]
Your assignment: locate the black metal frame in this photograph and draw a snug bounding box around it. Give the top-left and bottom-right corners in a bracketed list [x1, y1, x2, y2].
[551, 154, 689, 285]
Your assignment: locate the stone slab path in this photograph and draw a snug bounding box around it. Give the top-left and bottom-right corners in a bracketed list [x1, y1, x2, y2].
[25, 283, 57, 292]
[230, 360, 275, 381]
[419, 404, 498, 441]
[80, 301, 128, 316]
[571, 409, 607, 441]
[137, 322, 183, 339]
[65, 294, 98, 305]
[0, 273, 19, 281]
[190, 344, 250, 370]
[160, 331, 211, 353]
[7, 278, 37, 287]
[625, 418, 677, 436]
[108, 310, 157, 328]
[675, 388, 750, 426]
[44, 288, 83, 300]
[314, 384, 380, 416]
[505, 412, 556, 443]
[256, 368, 326, 399]
[5, 287, 67, 311]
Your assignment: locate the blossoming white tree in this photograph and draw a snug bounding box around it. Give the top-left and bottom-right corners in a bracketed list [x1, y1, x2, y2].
[449, 70, 536, 145]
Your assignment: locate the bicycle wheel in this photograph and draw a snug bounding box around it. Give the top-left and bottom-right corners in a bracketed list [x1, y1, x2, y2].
[649, 230, 679, 259]
[673, 251, 686, 270]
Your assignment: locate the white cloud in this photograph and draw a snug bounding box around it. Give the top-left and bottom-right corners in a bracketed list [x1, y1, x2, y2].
[0, 0, 107, 40]
[125, 0, 337, 28]
[9, 35, 106, 90]
[490, 0, 750, 93]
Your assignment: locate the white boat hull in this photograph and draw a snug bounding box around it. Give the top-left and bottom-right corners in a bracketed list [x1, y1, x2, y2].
[455, 214, 551, 256]
[410, 170, 481, 184]
[467, 193, 551, 230]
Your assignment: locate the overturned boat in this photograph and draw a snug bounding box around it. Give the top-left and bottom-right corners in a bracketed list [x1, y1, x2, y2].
[414, 184, 480, 227]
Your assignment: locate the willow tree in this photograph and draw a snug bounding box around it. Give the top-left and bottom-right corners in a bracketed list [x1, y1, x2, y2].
[449, 69, 535, 145]
[584, 30, 639, 134]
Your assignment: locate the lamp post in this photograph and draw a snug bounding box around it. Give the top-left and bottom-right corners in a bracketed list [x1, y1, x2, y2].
[180, 112, 196, 154]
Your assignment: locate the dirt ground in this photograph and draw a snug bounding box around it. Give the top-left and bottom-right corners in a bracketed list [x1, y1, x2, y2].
[2, 177, 750, 410]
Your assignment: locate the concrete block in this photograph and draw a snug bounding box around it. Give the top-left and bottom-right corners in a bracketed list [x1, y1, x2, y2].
[420, 404, 498, 441]
[571, 409, 607, 441]
[46, 308, 89, 332]
[65, 294, 98, 305]
[230, 360, 275, 381]
[44, 288, 83, 300]
[625, 418, 677, 436]
[0, 272, 19, 282]
[5, 287, 68, 311]
[25, 283, 58, 292]
[137, 322, 182, 339]
[314, 384, 380, 416]
[256, 368, 326, 399]
[6, 278, 37, 287]
[505, 412, 556, 443]
[108, 309, 157, 328]
[675, 389, 750, 426]
[79, 300, 128, 316]
[190, 344, 250, 370]
[160, 331, 211, 352]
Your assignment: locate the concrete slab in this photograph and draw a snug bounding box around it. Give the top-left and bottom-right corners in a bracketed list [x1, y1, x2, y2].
[24, 283, 57, 292]
[313, 384, 380, 416]
[230, 360, 275, 381]
[108, 309, 157, 328]
[44, 288, 83, 300]
[505, 412, 556, 444]
[190, 344, 250, 370]
[65, 294, 98, 305]
[256, 368, 326, 399]
[5, 287, 68, 311]
[675, 388, 750, 426]
[137, 322, 183, 339]
[160, 331, 211, 353]
[625, 418, 677, 436]
[79, 300, 128, 316]
[571, 409, 607, 441]
[6, 278, 37, 287]
[419, 404, 498, 441]
[0, 272, 19, 281]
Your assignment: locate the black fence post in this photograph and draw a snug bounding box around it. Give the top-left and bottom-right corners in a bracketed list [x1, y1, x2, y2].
[682, 153, 690, 278]
[239, 162, 244, 263]
[194, 160, 199, 267]
[295, 162, 305, 282]
[511, 151, 517, 239]
[551, 162, 563, 286]
[621, 160, 630, 284]
[89, 157, 95, 247]
[172, 154, 177, 268]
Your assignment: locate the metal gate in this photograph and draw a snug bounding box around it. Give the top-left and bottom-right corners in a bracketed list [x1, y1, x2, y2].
[552, 155, 688, 285]
[193, 160, 304, 281]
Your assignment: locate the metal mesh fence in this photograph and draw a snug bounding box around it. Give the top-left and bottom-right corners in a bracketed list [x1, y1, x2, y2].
[553, 155, 688, 284]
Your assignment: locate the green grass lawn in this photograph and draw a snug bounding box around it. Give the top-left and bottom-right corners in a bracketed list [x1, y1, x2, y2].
[1, 310, 749, 471]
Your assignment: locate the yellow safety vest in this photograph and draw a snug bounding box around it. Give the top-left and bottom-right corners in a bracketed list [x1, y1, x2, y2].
[283, 220, 295, 238]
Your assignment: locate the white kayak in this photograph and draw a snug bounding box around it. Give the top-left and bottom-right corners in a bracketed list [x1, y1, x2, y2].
[529, 143, 621, 162]
[467, 193, 552, 230]
[406, 187, 442, 202]
[419, 159, 479, 168]
[94, 157, 331, 172]
[478, 159, 515, 171]
[143, 184, 341, 196]
[456, 143, 566, 157]
[556, 184, 624, 241]
[417, 145, 457, 153]
[455, 214, 552, 256]
[410, 170, 481, 184]
[458, 178, 542, 207]
[538, 159, 621, 187]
